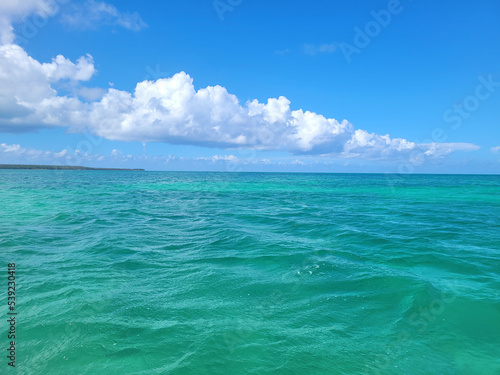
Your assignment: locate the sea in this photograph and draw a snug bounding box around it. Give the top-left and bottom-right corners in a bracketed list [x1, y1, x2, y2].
[0, 170, 499, 374]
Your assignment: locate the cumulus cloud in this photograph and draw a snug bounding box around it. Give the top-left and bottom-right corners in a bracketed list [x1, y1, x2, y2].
[344, 129, 415, 156]
[340, 129, 478, 161]
[45, 71, 482, 158]
[78, 73, 357, 154]
[60, 0, 147, 31]
[0, 43, 94, 131]
[491, 146, 500, 154]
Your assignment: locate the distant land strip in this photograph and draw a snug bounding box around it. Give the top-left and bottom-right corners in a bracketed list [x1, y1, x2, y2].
[0, 164, 145, 171]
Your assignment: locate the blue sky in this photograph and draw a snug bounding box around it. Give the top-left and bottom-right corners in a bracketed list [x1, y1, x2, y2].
[0, 0, 499, 172]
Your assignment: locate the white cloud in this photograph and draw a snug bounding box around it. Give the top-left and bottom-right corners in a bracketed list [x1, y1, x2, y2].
[303, 43, 338, 56]
[0, 142, 69, 161]
[340, 129, 480, 163]
[491, 146, 500, 154]
[1, 143, 23, 153]
[54, 149, 68, 157]
[74, 72, 355, 154]
[343, 129, 416, 158]
[213, 155, 238, 162]
[197, 155, 239, 163]
[111, 148, 122, 157]
[60, 0, 147, 31]
[41, 54, 95, 81]
[422, 142, 480, 157]
[0, 141, 194, 168]
[0, 43, 94, 131]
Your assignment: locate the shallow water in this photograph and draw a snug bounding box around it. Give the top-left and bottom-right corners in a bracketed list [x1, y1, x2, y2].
[1, 171, 499, 374]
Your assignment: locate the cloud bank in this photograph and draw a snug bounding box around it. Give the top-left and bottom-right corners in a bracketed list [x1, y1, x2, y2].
[0, 44, 479, 160]
[0, 2, 480, 163]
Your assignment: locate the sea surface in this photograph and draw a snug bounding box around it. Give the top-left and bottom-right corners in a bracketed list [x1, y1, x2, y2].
[0, 171, 499, 375]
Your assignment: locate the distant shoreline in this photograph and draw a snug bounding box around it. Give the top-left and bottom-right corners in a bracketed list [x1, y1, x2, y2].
[0, 164, 145, 171]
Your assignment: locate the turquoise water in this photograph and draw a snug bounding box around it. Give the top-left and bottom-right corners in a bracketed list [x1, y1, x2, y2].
[1, 171, 499, 374]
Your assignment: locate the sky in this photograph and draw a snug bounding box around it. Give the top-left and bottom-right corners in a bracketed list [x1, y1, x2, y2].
[0, 0, 499, 173]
